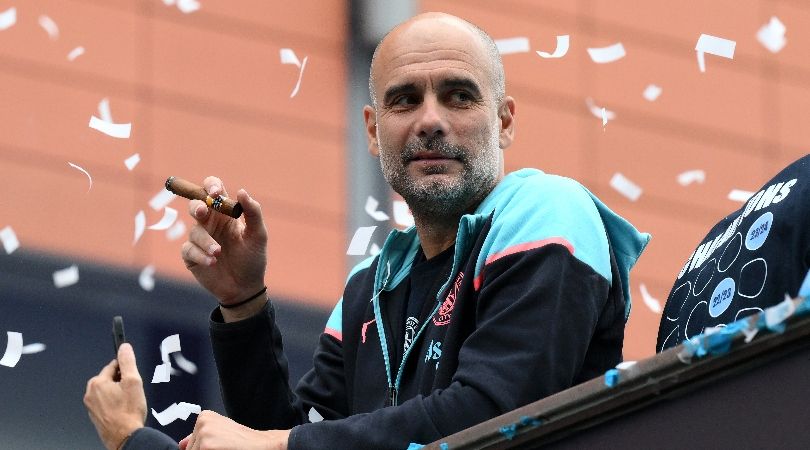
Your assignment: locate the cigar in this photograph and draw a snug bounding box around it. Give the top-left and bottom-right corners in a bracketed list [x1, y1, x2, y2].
[165, 176, 243, 219]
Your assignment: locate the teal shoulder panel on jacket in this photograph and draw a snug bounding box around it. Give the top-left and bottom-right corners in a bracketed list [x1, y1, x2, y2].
[474, 169, 613, 282]
[325, 256, 377, 341]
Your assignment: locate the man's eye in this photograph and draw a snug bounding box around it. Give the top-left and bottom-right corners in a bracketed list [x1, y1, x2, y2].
[393, 95, 417, 106]
[449, 91, 473, 103]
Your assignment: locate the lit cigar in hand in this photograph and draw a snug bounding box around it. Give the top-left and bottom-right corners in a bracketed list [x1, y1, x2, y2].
[165, 176, 243, 219]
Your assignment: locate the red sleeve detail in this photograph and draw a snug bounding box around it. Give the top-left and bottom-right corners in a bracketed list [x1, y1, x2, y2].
[474, 237, 575, 291]
[324, 327, 342, 342]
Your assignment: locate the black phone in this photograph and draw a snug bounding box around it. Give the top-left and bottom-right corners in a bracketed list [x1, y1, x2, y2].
[112, 316, 126, 381]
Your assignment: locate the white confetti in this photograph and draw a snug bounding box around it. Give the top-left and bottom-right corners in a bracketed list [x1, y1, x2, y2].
[124, 153, 140, 171]
[151, 402, 201, 426]
[585, 98, 616, 123]
[347, 226, 377, 255]
[610, 173, 642, 202]
[148, 207, 178, 231]
[495, 37, 530, 55]
[166, 219, 187, 241]
[364, 196, 390, 221]
[139, 265, 156, 291]
[67, 162, 92, 192]
[1, 226, 20, 254]
[152, 334, 181, 384]
[173, 353, 197, 374]
[392, 201, 414, 228]
[37, 15, 58, 40]
[0, 332, 23, 367]
[67, 46, 85, 61]
[53, 265, 79, 288]
[643, 84, 662, 102]
[695, 34, 736, 73]
[756, 17, 786, 54]
[616, 360, 637, 370]
[149, 188, 176, 211]
[0, 7, 16, 31]
[289, 56, 308, 98]
[308, 407, 324, 423]
[369, 243, 381, 256]
[88, 116, 131, 139]
[728, 189, 754, 202]
[176, 0, 200, 14]
[587, 42, 626, 63]
[536, 35, 569, 58]
[639, 283, 662, 314]
[134, 210, 146, 244]
[98, 98, 113, 123]
[21, 343, 46, 354]
[280, 48, 301, 68]
[677, 169, 705, 186]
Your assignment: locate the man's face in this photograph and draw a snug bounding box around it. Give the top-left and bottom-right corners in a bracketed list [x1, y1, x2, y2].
[365, 19, 513, 218]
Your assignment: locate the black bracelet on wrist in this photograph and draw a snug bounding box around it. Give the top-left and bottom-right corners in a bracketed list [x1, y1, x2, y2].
[219, 286, 267, 309]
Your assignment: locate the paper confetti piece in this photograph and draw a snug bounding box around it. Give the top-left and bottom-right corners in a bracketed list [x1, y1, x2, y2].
[280, 48, 301, 67]
[38, 15, 58, 40]
[587, 42, 626, 63]
[124, 153, 140, 171]
[616, 361, 637, 370]
[495, 37, 530, 55]
[149, 188, 176, 211]
[728, 189, 754, 202]
[347, 226, 377, 255]
[1, 226, 19, 254]
[151, 402, 201, 426]
[88, 116, 131, 139]
[289, 56, 308, 98]
[53, 265, 79, 288]
[643, 84, 662, 102]
[174, 353, 197, 374]
[134, 210, 146, 244]
[139, 265, 155, 291]
[585, 98, 616, 123]
[365, 196, 390, 221]
[369, 243, 381, 256]
[0, 7, 16, 31]
[610, 173, 642, 202]
[152, 334, 181, 384]
[21, 343, 46, 354]
[166, 220, 186, 241]
[392, 201, 414, 228]
[67, 162, 92, 192]
[639, 283, 662, 314]
[280, 48, 308, 97]
[0, 332, 23, 367]
[148, 207, 178, 231]
[677, 169, 705, 186]
[308, 407, 324, 423]
[176, 0, 200, 13]
[756, 17, 786, 54]
[536, 35, 569, 58]
[98, 98, 113, 123]
[67, 46, 85, 61]
[695, 34, 736, 73]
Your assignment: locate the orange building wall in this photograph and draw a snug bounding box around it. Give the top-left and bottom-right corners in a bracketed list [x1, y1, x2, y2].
[3, 1, 809, 362]
[0, 0, 348, 304]
[421, 0, 809, 359]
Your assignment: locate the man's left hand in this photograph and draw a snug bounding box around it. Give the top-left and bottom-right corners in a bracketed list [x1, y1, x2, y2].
[179, 410, 290, 450]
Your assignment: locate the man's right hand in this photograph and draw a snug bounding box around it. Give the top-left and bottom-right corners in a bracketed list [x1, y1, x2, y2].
[181, 176, 268, 315]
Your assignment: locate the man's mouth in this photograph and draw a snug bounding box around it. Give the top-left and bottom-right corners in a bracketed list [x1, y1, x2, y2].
[410, 152, 455, 162]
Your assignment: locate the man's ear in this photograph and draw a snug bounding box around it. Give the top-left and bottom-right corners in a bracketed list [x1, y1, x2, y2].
[364, 105, 380, 157]
[498, 96, 516, 150]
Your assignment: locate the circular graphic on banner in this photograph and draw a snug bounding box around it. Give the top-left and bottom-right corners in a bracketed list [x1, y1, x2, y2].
[709, 277, 736, 318]
[745, 212, 773, 251]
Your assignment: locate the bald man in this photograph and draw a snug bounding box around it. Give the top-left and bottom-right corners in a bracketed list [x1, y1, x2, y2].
[84, 12, 648, 450]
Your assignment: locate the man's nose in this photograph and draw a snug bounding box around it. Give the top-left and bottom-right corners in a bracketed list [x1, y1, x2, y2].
[415, 96, 448, 139]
